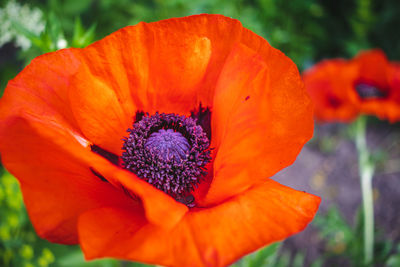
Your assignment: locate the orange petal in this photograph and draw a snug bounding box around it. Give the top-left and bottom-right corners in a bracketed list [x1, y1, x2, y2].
[91, 158, 188, 229]
[197, 43, 313, 205]
[135, 20, 212, 114]
[382, 63, 400, 122]
[1, 49, 82, 132]
[66, 14, 243, 151]
[303, 49, 400, 123]
[356, 53, 400, 122]
[303, 59, 361, 122]
[2, 45, 133, 156]
[389, 63, 400, 103]
[73, 16, 215, 117]
[1, 42, 188, 230]
[78, 179, 320, 267]
[68, 53, 135, 155]
[354, 49, 390, 89]
[0, 108, 187, 233]
[0, 116, 138, 244]
[90, 14, 275, 116]
[139, 14, 243, 113]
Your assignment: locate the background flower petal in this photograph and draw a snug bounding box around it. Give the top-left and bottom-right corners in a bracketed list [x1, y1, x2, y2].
[354, 49, 390, 89]
[355, 50, 400, 122]
[304, 49, 400, 122]
[78, 179, 320, 267]
[303, 59, 360, 122]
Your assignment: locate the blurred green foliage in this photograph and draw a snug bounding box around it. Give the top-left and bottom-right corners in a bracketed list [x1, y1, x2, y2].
[25, 0, 400, 63]
[313, 207, 393, 266]
[1, 0, 400, 266]
[0, 170, 56, 267]
[1, 0, 400, 91]
[233, 243, 323, 267]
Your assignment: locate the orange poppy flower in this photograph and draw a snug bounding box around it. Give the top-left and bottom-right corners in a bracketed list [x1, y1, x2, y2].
[0, 15, 320, 267]
[303, 49, 400, 122]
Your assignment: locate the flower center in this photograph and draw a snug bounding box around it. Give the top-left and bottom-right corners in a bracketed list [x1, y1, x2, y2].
[121, 112, 211, 204]
[145, 129, 190, 162]
[355, 82, 387, 99]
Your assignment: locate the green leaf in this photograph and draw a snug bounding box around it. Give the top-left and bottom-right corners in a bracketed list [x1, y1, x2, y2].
[72, 17, 97, 48]
[57, 250, 119, 267]
[292, 252, 305, 267]
[232, 243, 281, 267]
[387, 244, 400, 267]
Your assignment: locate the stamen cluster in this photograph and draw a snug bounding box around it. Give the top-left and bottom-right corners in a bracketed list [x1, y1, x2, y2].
[121, 112, 211, 200]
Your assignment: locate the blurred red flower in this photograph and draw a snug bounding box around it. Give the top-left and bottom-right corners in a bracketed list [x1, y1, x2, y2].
[0, 15, 320, 267]
[303, 49, 400, 122]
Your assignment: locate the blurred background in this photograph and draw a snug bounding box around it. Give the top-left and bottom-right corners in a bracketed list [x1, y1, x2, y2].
[0, 0, 399, 266]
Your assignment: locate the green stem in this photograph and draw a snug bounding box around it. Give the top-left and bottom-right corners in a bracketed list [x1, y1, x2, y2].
[354, 116, 375, 265]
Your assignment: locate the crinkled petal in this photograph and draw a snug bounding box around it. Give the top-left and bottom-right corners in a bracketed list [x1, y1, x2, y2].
[0, 111, 187, 235]
[68, 56, 136, 155]
[0, 38, 188, 231]
[1, 49, 82, 132]
[0, 116, 138, 244]
[197, 43, 314, 205]
[0, 16, 320, 265]
[65, 14, 241, 151]
[78, 179, 320, 267]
